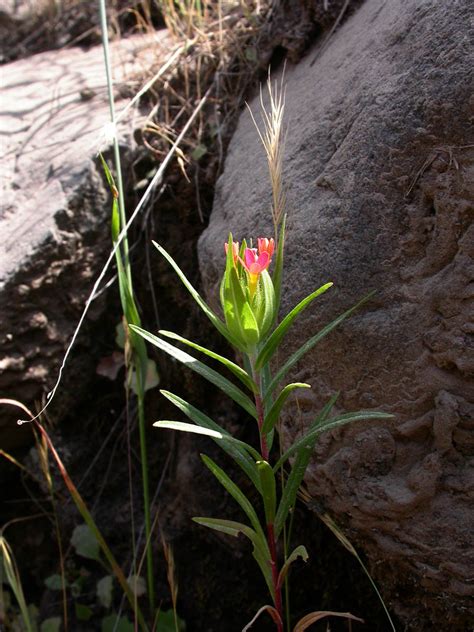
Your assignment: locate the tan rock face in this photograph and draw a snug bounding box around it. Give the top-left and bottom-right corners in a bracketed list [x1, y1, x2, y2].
[198, 0, 474, 628]
[0, 33, 168, 446]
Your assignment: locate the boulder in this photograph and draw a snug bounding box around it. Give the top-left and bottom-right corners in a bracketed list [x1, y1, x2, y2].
[0, 33, 168, 447]
[198, 0, 473, 628]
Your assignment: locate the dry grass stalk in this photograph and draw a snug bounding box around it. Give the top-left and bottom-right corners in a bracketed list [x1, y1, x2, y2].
[247, 71, 287, 235]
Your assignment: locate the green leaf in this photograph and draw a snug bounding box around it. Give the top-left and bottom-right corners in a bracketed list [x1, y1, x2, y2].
[155, 610, 186, 631]
[257, 461, 277, 525]
[262, 383, 311, 435]
[159, 330, 257, 393]
[272, 214, 286, 317]
[264, 293, 375, 404]
[130, 327, 257, 419]
[256, 282, 333, 371]
[160, 391, 261, 491]
[192, 143, 207, 160]
[71, 524, 100, 561]
[255, 269, 276, 338]
[275, 410, 394, 471]
[201, 455, 265, 541]
[97, 575, 113, 609]
[101, 614, 134, 632]
[153, 241, 239, 348]
[129, 358, 159, 395]
[192, 518, 273, 599]
[44, 574, 64, 591]
[75, 603, 93, 621]
[274, 395, 338, 537]
[154, 421, 261, 461]
[40, 618, 61, 632]
[277, 545, 308, 589]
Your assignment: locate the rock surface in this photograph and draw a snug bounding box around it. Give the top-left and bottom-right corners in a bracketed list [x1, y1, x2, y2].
[199, 0, 474, 628]
[0, 33, 168, 447]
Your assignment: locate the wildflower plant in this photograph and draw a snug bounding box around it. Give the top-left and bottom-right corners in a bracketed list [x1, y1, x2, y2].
[131, 79, 393, 630]
[130, 225, 391, 629]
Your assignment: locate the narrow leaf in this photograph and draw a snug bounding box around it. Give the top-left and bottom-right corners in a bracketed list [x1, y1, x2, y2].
[160, 390, 261, 491]
[159, 330, 257, 393]
[272, 214, 286, 318]
[153, 241, 239, 348]
[242, 605, 282, 631]
[154, 421, 261, 461]
[262, 383, 311, 435]
[275, 410, 394, 471]
[293, 611, 364, 631]
[201, 455, 265, 541]
[264, 293, 375, 404]
[192, 518, 273, 598]
[130, 327, 257, 419]
[274, 395, 338, 536]
[256, 282, 333, 370]
[257, 461, 277, 525]
[277, 545, 308, 589]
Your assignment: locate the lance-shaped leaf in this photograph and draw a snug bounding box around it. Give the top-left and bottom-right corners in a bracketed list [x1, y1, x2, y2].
[257, 461, 277, 526]
[153, 241, 240, 349]
[293, 611, 364, 631]
[264, 293, 375, 404]
[272, 214, 286, 317]
[201, 455, 265, 542]
[160, 390, 261, 491]
[262, 383, 311, 435]
[255, 282, 333, 371]
[274, 395, 338, 537]
[130, 326, 257, 419]
[158, 330, 257, 393]
[154, 422, 261, 461]
[275, 410, 394, 471]
[242, 605, 282, 631]
[277, 545, 308, 589]
[192, 518, 273, 599]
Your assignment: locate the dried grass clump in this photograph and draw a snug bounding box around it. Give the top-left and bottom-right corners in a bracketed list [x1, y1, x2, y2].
[139, 1, 273, 181]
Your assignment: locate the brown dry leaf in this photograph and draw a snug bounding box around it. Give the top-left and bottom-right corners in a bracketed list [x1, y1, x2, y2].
[294, 610, 364, 631]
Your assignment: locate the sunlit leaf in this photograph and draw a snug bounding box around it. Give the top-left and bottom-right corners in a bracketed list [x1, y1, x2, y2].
[262, 383, 311, 435]
[160, 391, 261, 491]
[131, 327, 257, 418]
[256, 282, 333, 370]
[159, 330, 257, 393]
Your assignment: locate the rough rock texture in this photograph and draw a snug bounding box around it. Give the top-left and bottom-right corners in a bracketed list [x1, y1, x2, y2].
[0, 33, 168, 447]
[199, 0, 474, 629]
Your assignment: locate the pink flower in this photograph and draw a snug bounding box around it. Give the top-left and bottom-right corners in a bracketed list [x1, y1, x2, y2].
[224, 240, 240, 263]
[257, 238, 275, 260]
[241, 248, 270, 276]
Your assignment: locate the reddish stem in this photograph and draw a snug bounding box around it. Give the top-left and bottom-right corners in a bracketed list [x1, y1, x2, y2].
[252, 373, 283, 630]
[267, 522, 284, 631]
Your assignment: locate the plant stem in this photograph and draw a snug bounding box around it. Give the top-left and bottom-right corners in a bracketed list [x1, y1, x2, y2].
[267, 522, 284, 632]
[252, 359, 283, 629]
[137, 372, 155, 612]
